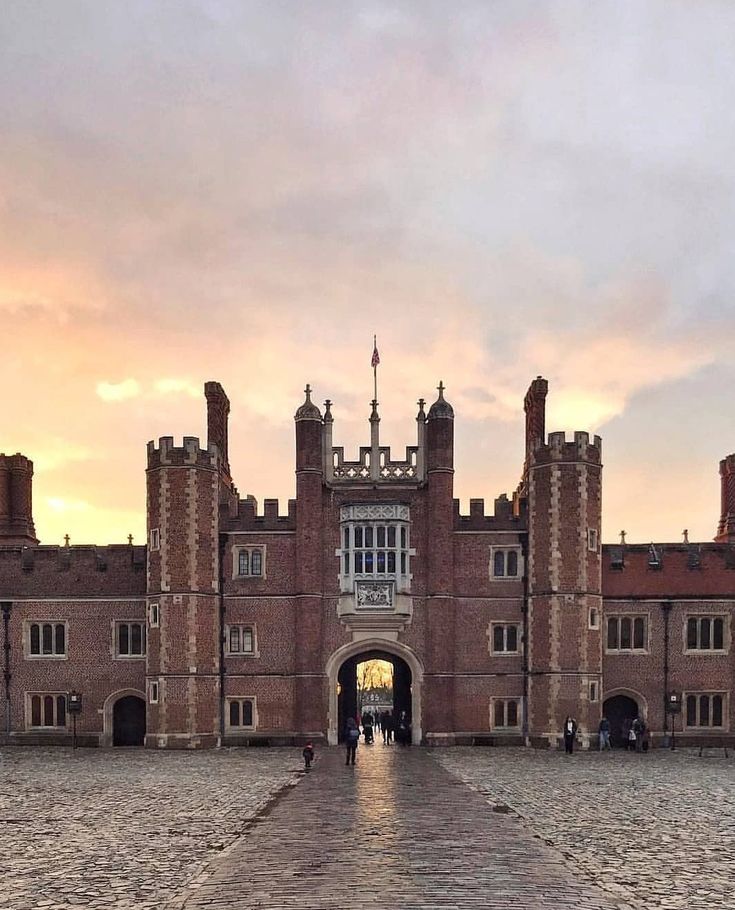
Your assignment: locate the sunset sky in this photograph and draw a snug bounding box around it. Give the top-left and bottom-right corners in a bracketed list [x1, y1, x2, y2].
[2, 1, 734, 546]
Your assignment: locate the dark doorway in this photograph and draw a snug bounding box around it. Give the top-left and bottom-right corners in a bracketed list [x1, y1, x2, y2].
[113, 695, 146, 746]
[603, 694, 639, 748]
[337, 651, 412, 742]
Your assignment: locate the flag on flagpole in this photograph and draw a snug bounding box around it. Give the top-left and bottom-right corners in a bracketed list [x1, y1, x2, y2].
[371, 336, 380, 368]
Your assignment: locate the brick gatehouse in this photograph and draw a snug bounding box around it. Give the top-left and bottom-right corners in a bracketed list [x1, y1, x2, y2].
[1, 378, 734, 748]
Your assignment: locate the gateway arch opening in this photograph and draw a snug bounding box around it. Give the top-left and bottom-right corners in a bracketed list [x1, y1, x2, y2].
[337, 651, 412, 743]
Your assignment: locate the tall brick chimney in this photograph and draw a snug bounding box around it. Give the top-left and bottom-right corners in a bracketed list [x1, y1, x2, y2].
[0, 454, 38, 545]
[715, 454, 735, 542]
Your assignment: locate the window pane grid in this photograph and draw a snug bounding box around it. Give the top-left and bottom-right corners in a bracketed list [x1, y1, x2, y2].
[342, 521, 410, 583]
[30, 622, 66, 656]
[685, 693, 726, 727]
[688, 616, 726, 650]
[606, 616, 647, 651]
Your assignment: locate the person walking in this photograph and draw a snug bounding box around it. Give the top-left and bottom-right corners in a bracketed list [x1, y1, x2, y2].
[345, 717, 360, 766]
[563, 715, 578, 754]
[598, 716, 611, 751]
[302, 741, 315, 770]
[382, 711, 393, 744]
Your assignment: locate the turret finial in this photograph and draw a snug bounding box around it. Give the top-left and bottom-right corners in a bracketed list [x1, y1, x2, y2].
[619, 530, 626, 545]
[683, 529, 689, 544]
[128, 534, 134, 546]
[370, 399, 380, 421]
[416, 398, 426, 420]
[64, 534, 70, 547]
[294, 383, 322, 421]
[437, 380, 445, 398]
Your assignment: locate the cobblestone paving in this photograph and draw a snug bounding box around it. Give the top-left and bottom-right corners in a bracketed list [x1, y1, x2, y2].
[0, 747, 301, 910]
[176, 743, 632, 910]
[435, 747, 735, 910]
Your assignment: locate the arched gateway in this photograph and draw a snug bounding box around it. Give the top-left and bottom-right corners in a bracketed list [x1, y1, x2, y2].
[326, 640, 423, 745]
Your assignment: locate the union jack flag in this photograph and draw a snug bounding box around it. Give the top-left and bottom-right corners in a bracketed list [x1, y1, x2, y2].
[371, 337, 380, 368]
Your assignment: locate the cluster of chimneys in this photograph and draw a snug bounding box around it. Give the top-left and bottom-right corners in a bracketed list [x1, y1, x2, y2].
[0, 454, 37, 545]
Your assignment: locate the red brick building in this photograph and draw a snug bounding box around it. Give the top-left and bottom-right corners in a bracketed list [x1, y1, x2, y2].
[1, 378, 733, 748]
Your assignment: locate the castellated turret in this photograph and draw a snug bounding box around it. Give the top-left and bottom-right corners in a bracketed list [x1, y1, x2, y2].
[145, 435, 221, 748]
[527, 421, 603, 747]
[0, 454, 38, 545]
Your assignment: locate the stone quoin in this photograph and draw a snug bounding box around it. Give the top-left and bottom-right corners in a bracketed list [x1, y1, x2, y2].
[1, 376, 734, 749]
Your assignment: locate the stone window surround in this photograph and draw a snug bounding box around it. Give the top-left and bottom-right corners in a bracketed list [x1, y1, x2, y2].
[589, 680, 599, 702]
[25, 692, 68, 730]
[113, 619, 147, 660]
[489, 622, 521, 656]
[683, 613, 729, 654]
[24, 620, 68, 660]
[232, 545, 267, 580]
[605, 613, 649, 653]
[683, 691, 728, 730]
[149, 528, 160, 551]
[148, 601, 160, 628]
[149, 680, 159, 704]
[588, 606, 600, 630]
[224, 623, 260, 658]
[226, 696, 258, 730]
[490, 697, 522, 730]
[587, 528, 599, 553]
[489, 546, 523, 581]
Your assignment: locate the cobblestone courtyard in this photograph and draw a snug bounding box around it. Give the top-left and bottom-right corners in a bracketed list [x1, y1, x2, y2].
[0, 748, 301, 910]
[436, 747, 735, 910]
[1, 745, 734, 909]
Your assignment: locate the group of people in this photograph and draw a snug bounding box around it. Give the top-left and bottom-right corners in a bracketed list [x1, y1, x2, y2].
[562, 714, 650, 753]
[344, 710, 411, 765]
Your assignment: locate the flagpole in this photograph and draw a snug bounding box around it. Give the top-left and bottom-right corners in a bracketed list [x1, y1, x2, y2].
[373, 334, 378, 402]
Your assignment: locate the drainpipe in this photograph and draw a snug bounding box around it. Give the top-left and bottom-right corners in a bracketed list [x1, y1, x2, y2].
[521, 538, 530, 746]
[2, 602, 11, 735]
[662, 601, 671, 748]
[218, 537, 226, 746]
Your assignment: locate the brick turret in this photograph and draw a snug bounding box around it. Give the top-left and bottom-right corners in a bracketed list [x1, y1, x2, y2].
[425, 382, 456, 735]
[715, 454, 735, 543]
[0, 454, 38, 545]
[145, 436, 220, 748]
[293, 385, 324, 735]
[527, 428, 603, 747]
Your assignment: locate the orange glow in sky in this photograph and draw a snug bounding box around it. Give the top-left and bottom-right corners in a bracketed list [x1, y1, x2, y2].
[3, 4, 734, 546]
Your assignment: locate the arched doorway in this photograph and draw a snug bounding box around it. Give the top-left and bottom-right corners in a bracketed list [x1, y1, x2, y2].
[337, 650, 412, 742]
[113, 695, 146, 746]
[326, 639, 423, 745]
[603, 694, 640, 748]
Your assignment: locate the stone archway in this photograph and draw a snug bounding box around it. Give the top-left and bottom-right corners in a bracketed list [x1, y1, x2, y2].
[603, 688, 647, 748]
[326, 639, 423, 745]
[102, 689, 146, 747]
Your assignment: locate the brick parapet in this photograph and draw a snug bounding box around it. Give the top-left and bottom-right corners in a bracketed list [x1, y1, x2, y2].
[146, 437, 218, 471]
[531, 431, 602, 467]
[453, 495, 527, 531]
[221, 496, 297, 531]
[0, 545, 146, 596]
[603, 543, 735, 597]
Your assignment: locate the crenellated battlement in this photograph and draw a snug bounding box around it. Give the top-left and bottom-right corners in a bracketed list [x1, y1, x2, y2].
[146, 436, 218, 470]
[0, 453, 34, 471]
[331, 445, 420, 483]
[0, 544, 147, 596]
[532, 431, 602, 466]
[453, 494, 526, 531]
[222, 495, 297, 531]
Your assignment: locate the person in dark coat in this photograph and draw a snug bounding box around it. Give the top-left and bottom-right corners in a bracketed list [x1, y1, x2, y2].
[563, 715, 578, 754]
[302, 741, 314, 770]
[345, 717, 359, 766]
[382, 711, 393, 744]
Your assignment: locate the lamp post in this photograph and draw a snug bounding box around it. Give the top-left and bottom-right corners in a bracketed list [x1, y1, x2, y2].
[67, 690, 82, 750]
